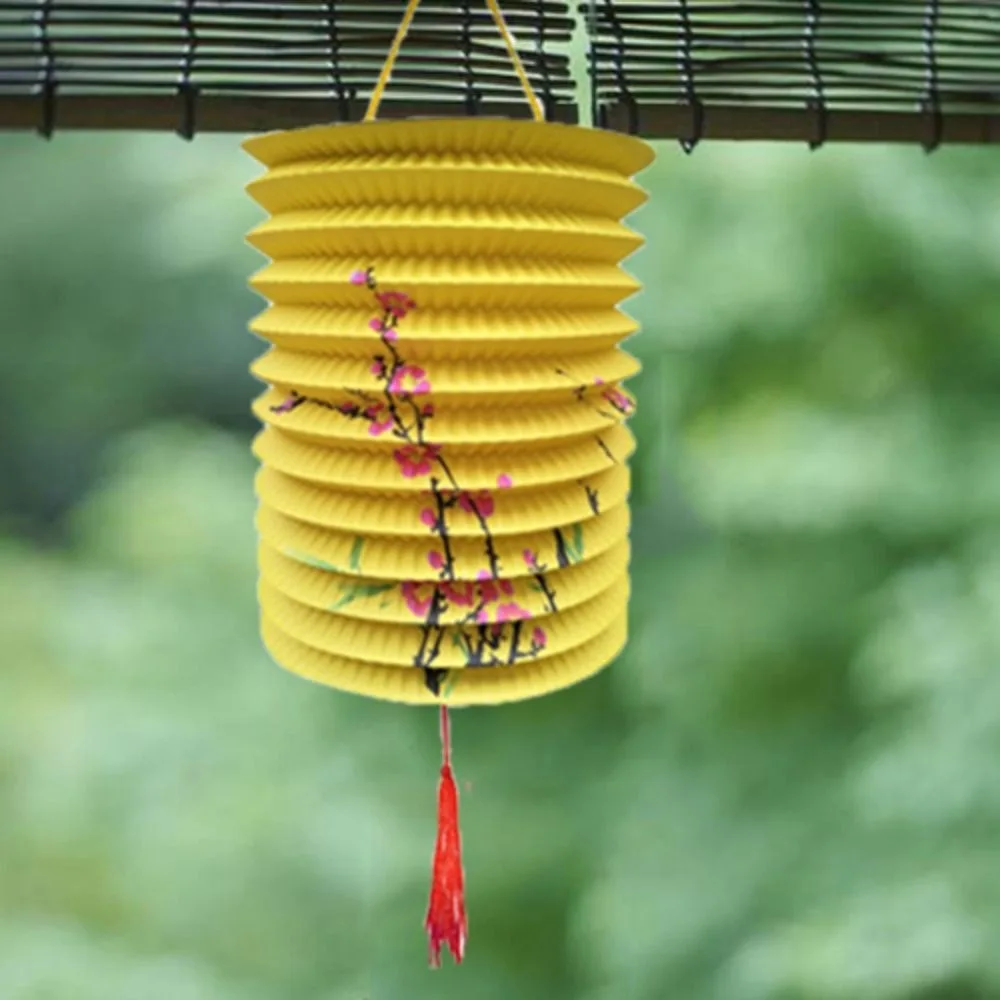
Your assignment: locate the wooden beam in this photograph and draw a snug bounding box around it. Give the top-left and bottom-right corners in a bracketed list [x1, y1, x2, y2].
[3, 93, 998, 145]
[0, 94, 579, 136]
[598, 102, 1000, 146]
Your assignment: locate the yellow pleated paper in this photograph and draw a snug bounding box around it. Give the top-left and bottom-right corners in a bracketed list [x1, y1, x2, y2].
[244, 117, 654, 706]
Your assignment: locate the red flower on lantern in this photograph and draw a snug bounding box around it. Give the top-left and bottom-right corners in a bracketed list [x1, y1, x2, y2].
[377, 289, 417, 319]
[389, 364, 431, 396]
[393, 444, 441, 479]
[457, 491, 495, 519]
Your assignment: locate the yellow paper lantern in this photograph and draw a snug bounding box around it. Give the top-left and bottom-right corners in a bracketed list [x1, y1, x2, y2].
[243, 0, 654, 968]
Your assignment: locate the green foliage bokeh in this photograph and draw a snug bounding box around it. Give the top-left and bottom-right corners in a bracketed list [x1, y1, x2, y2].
[2, 128, 1000, 1000]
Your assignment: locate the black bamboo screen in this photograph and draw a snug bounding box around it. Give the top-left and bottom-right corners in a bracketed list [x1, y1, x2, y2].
[1, 0, 999, 145]
[0, 0, 576, 136]
[586, 0, 1000, 147]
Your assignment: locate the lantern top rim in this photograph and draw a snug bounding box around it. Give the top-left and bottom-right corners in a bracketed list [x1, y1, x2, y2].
[242, 116, 654, 178]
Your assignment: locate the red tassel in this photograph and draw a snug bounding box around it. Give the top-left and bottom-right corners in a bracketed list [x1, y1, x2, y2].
[425, 705, 468, 968]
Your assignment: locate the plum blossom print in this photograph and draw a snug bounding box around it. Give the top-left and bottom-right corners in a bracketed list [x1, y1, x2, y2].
[269, 391, 306, 415]
[555, 367, 636, 421]
[394, 444, 441, 479]
[377, 289, 416, 319]
[522, 547, 558, 612]
[457, 490, 495, 520]
[448, 618, 550, 668]
[389, 365, 431, 396]
[268, 266, 563, 693]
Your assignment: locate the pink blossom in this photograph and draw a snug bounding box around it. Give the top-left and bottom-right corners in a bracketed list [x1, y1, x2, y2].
[393, 444, 439, 479]
[496, 473, 513, 489]
[476, 569, 491, 581]
[427, 550, 444, 570]
[496, 602, 531, 623]
[421, 403, 435, 418]
[365, 412, 393, 437]
[370, 360, 386, 378]
[522, 548, 537, 567]
[376, 290, 416, 320]
[602, 387, 633, 414]
[593, 376, 605, 386]
[369, 317, 385, 334]
[361, 402, 393, 436]
[420, 508, 437, 528]
[458, 491, 494, 519]
[384, 327, 398, 342]
[477, 578, 514, 606]
[389, 364, 431, 396]
[349, 269, 368, 286]
[401, 580, 435, 618]
[442, 581, 475, 607]
[271, 395, 300, 414]
[475, 608, 490, 624]
[532, 627, 547, 649]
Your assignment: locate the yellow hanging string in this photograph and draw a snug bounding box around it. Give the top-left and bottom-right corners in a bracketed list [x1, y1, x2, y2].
[483, 0, 546, 122]
[364, 0, 546, 123]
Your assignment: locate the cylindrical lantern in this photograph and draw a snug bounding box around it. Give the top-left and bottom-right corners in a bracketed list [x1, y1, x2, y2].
[243, 0, 654, 967]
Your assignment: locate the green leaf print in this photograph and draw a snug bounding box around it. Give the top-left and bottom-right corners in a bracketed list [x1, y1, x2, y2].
[283, 548, 342, 574]
[348, 536, 365, 573]
[329, 581, 395, 612]
[566, 523, 585, 564]
[441, 671, 459, 699]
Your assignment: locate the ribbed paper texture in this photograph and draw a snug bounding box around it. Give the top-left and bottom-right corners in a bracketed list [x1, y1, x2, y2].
[244, 117, 653, 705]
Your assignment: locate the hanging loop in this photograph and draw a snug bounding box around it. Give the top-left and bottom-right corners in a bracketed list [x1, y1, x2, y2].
[803, 0, 826, 150]
[680, 98, 703, 153]
[677, 0, 701, 153]
[177, 0, 197, 140]
[36, 0, 56, 139]
[921, 100, 944, 153]
[364, 0, 545, 123]
[178, 81, 197, 141]
[808, 98, 827, 151]
[921, 0, 942, 153]
[459, 0, 480, 117]
[38, 79, 57, 140]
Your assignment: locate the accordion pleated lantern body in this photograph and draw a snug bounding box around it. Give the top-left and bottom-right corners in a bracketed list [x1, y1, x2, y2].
[244, 118, 654, 706]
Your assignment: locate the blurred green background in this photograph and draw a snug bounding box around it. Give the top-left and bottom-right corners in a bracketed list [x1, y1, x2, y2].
[3, 125, 1000, 1000]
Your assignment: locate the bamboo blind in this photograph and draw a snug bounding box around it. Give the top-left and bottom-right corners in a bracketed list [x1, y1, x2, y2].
[586, 1, 1000, 147]
[0, 0, 577, 135]
[1, 0, 998, 145]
